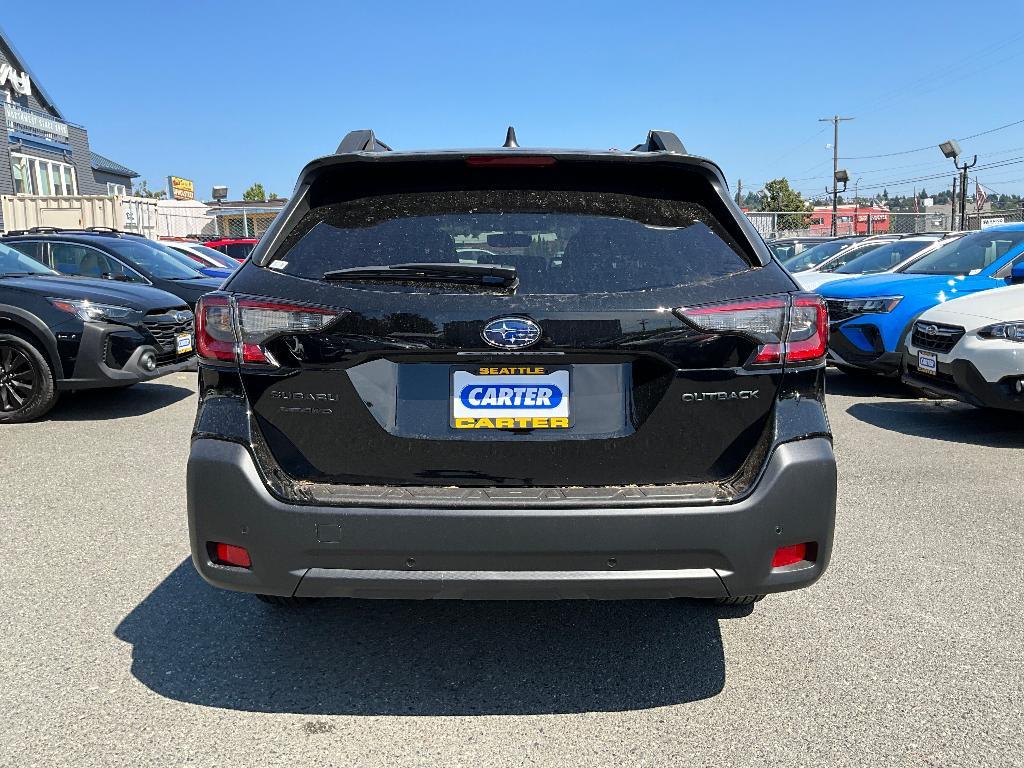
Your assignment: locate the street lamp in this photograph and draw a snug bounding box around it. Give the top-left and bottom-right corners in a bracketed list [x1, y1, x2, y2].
[939, 140, 976, 231]
[826, 169, 849, 236]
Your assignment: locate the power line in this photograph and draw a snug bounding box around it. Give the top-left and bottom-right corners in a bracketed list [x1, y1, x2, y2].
[839, 117, 1024, 160]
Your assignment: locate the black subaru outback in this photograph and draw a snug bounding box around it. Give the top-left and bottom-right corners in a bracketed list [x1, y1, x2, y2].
[188, 128, 836, 606]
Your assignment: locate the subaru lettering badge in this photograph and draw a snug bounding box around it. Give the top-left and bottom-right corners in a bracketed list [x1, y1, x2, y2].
[481, 317, 542, 349]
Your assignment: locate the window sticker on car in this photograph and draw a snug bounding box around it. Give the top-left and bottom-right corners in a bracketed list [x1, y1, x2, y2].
[451, 366, 570, 429]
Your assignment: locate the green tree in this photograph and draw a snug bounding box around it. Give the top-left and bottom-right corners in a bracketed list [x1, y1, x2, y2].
[762, 178, 809, 232]
[243, 183, 267, 202]
[134, 180, 167, 199]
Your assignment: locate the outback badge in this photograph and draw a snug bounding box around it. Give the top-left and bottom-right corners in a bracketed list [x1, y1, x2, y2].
[481, 317, 541, 349]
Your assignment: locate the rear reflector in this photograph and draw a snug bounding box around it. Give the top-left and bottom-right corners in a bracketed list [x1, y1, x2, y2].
[465, 155, 557, 167]
[771, 542, 811, 568]
[213, 542, 252, 568]
[674, 293, 828, 367]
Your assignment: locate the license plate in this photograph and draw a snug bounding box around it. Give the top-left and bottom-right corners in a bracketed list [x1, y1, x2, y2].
[451, 365, 570, 429]
[176, 333, 193, 355]
[917, 350, 937, 375]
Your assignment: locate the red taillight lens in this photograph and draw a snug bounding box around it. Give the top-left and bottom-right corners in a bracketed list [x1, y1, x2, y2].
[195, 293, 235, 362]
[771, 543, 810, 568]
[674, 293, 828, 367]
[195, 293, 345, 366]
[213, 542, 252, 568]
[786, 294, 828, 364]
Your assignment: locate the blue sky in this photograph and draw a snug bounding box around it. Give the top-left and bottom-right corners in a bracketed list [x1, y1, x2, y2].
[6, 1, 1024, 201]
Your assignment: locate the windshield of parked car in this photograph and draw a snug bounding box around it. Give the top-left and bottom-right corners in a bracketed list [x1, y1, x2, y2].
[103, 239, 206, 279]
[176, 244, 238, 269]
[0, 243, 58, 275]
[900, 230, 1024, 275]
[814, 241, 891, 272]
[276, 190, 753, 293]
[784, 239, 859, 272]
[834, 239, 939, 274]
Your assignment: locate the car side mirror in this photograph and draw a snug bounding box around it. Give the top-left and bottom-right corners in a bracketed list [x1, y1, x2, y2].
[1010, 261, 1024, 284]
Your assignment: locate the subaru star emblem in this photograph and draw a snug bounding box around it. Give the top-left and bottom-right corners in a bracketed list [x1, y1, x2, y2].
[175, 311, 192, 323]
[919, 324, 938, 335]
[481, 317, 542, 349]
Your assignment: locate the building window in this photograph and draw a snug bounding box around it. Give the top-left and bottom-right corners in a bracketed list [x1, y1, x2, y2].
[10, 152, 78, 197]
[106, 182, 127, 195]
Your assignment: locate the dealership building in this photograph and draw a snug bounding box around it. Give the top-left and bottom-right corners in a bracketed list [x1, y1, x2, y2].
[0, 24, 137, 231]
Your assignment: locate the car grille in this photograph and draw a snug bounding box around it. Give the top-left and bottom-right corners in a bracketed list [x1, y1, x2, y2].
[825, 299, 858, 323]
[143, 310, 195, 365]
[912, 321, 965, 354]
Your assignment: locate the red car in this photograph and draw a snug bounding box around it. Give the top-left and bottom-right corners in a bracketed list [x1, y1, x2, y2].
[202, 238, 259, 262]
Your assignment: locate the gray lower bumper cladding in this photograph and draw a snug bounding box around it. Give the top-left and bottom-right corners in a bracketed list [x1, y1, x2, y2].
[187, 437, 837, 600]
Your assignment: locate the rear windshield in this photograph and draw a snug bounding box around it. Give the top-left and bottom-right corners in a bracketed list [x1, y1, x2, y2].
[901, 230, 1024, 275]
[833, 239, 936, 274]
[273, 190, 752, 294]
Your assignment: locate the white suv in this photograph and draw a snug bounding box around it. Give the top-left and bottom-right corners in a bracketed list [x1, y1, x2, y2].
[902, 279, 1024, 412]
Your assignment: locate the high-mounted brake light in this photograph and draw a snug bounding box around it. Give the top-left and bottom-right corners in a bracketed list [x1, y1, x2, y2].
[674, 293, 828, 367]
[195, 293, 345, 365]
[465, 155, 557, 167]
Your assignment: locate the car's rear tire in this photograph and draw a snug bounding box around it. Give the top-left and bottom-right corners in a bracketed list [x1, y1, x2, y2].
[0, 332, 58, 424]
[713, 594, 765, 606]
[255, 594, 311, 607]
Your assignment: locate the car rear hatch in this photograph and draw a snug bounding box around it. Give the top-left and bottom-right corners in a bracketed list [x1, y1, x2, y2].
[201, 152, 820, 492]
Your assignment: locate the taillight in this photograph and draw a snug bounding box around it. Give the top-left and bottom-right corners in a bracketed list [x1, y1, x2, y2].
[195, 294, 235, 362]
[674, 293, 828, 367]
[786, 294, 828, 364]
[235, 300, 340, 364]
[195, 292, 345, 365]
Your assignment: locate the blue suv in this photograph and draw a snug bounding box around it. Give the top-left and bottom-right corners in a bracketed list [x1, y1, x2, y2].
[819, 225, 1024, 374]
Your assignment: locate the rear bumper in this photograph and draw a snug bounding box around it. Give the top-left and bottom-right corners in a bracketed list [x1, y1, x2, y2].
[187, 436, 837, 600]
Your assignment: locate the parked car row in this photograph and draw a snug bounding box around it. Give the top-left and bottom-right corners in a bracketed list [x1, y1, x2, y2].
[769, 228, 1024, 413]
[0, 227, 248, 422]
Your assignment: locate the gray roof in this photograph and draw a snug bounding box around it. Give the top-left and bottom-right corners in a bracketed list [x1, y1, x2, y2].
[0, 23, 65, 120]
[90, 152, 139, 179]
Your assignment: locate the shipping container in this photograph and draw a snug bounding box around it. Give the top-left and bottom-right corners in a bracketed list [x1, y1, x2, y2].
[0, 194, 158, 237]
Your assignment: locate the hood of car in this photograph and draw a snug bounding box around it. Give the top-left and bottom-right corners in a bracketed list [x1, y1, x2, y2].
[817, 271, 988, 301]
[796, 272, 858, 291]
[1, 274, 187, 310]
[197, 267, 233, 279]
[917, 283, 1024, 326]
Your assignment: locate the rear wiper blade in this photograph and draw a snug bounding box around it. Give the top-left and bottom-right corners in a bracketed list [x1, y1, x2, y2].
[323, 262, 518, 288]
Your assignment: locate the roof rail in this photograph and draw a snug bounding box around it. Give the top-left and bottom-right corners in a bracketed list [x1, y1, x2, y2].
[336, 129, 392, 154]
[632, 129, 686, 154]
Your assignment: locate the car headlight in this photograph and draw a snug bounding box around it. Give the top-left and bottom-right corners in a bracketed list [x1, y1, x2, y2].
[830, 296, 902, 314]
[48, 298, 134, 323]
[978, 321, 1024, 342]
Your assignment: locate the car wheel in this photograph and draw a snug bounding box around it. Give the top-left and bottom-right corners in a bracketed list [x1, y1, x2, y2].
[713, 594, 765, 606]
[0, 333, 58, 424]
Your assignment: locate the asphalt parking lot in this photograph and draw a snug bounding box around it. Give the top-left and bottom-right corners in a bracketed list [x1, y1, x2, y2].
[2, 370, 1022, 767]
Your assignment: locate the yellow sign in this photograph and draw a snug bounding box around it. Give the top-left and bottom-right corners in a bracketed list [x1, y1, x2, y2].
[168, 176, 195, 201]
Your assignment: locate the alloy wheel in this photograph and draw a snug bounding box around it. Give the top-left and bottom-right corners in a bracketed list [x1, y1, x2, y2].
[0, 344, 37, 413]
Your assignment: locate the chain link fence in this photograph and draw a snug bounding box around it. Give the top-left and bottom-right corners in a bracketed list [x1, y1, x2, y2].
[748, 209, 1024, 240]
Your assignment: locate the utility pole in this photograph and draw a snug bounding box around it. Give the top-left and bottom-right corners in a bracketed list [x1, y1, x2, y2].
[956, 155, 977, 231]
[951, 176, 958, 231]
[736, 178, 743, 206]
[819, 115, 855, 235]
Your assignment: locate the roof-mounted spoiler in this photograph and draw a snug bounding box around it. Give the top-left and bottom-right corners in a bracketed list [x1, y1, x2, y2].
[336, 129, 393, 154]
[632, 130, 686, 154]
[334, 127, 687, 155]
